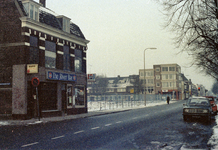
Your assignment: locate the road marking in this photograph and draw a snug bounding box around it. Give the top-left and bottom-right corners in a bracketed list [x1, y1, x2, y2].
[133, 117, 138, 119]
[21, 142, 39, 148]
[51, 135, 65, 140]
[91, 127, 100, 130]
[116, 121, 123, 124]
[74, 130, 84, 134]
[105, 123, 112, 126]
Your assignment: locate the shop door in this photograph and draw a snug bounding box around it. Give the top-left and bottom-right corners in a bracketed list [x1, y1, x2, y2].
[67, 85, 73, 106]
[62, 90, 67, 114]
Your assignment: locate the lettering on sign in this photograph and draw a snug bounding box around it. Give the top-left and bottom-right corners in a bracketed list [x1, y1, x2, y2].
[47, 71, 77, 82]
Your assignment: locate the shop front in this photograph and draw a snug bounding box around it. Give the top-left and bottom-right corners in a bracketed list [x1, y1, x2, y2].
[12, 65, 87, 119]
[161, 89, 181, 100]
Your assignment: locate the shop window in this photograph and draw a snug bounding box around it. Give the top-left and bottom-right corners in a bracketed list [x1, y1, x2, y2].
[75, 86, 85, 106]
[67, 85, 72, 106]
[75, 49, 82, 72]
[63, 45, 70, 71]
[39, 83, 57, 110]
[29, 36, 39, 64]
[45, 41, 56, 68]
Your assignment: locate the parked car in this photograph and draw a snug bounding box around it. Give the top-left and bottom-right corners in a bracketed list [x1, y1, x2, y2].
[204, 96, 217, 115]
[183, 97, 213, 122]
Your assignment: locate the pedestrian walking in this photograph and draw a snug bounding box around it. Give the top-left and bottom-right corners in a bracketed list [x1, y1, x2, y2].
[167, 96, 170, 104]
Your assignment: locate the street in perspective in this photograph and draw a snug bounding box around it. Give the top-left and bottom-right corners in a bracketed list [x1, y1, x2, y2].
[1, 99, 218, 149]
[1, 0, 218, 150]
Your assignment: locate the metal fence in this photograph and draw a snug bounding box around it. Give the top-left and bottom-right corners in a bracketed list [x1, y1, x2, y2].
[88, 94, 172, 111]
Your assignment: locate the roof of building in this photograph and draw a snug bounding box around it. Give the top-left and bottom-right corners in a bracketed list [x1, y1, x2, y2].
[17, 0, 86, 39]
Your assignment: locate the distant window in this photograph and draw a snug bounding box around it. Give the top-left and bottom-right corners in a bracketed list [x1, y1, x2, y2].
[169, 74, 176, 79]
[117, 88, 126, 92]
[162, 82, 168, 87]
[169, 67, 175, 71]
[156, 68, 160, 72]
[23, 2, 39, 21]
[156, 82, 160, 87]
[147, 71, 153, 77]
[162, 67, 168, 71]
[29, 36, 39, 64]
[147, 79, 154, 84]
[162, 74, 168, 80]
[62, 18, 70, 33]
[45, 41, 56, 68]
[106, 89, 114, 92]
[63, 46, 70, 71]
[75, 49, 82, 72]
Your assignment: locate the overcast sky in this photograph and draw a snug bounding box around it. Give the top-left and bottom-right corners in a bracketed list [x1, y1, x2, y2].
[36, 0, 215, 90]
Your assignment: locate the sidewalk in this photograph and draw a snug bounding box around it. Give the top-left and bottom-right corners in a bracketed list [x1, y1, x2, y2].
[0, 100, 178, 126]
[0, 107, 134, 126]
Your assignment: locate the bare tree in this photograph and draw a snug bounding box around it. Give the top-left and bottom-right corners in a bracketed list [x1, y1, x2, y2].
[212, 81, 218, 94]
[159, 0, 218, 80]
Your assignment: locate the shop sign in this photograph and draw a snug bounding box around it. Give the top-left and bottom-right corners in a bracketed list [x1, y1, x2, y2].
[162, 90, 168, 92]
[0, 83, 10, 85]
[31, 77, 40, 87]
[47, 71, 77, 82]
[27, 64, 38, 74]
[87, 74, 96, 82]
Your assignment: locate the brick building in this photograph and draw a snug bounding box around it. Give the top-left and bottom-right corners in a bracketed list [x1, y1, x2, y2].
[0, 0, 89, 119]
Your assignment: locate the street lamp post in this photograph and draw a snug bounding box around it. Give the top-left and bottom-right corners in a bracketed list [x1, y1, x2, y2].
[144, 47, 157, 106]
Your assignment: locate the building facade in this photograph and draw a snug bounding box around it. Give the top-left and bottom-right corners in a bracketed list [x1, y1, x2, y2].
[87, 75, 140, 97]
[139, 64, 182, 100]
[0, 0, 89, 119]
[139, 69, 155, 94]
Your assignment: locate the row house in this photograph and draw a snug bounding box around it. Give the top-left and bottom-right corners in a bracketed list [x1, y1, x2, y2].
[0, 0, 89, 119]
[87, 75, 140, 97]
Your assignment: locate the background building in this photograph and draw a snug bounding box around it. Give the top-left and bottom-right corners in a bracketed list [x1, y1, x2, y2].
[139, 69, 155, 94]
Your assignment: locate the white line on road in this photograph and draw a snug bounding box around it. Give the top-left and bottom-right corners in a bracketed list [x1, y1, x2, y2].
[21, 142, 39, 148]
[51, 135, 65, 140]
[74, 130, 84, 134]
[133, 117, 138, 119]
[105, 124, 112, 126]
[116, 121, 123, 124]
[91, 127, 100, 130]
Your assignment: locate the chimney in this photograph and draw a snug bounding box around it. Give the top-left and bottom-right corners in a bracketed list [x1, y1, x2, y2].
[40, 0, 46, 7]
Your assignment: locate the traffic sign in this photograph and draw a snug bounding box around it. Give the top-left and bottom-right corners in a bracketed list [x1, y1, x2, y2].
[31, 77, 40, 87]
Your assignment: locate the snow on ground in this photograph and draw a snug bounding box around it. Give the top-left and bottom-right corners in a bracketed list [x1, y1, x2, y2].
[0, 121, 9, 126]
[0, 100, 173, 126]
[88, 99, 173, 112]
[208, 115, 218, 149]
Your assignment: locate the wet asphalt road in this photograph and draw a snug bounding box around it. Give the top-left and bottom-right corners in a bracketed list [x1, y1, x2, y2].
[0, 100, 216, 149]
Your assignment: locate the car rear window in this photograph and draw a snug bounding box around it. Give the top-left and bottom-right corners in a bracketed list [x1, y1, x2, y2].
[189, 99, 209, 105]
